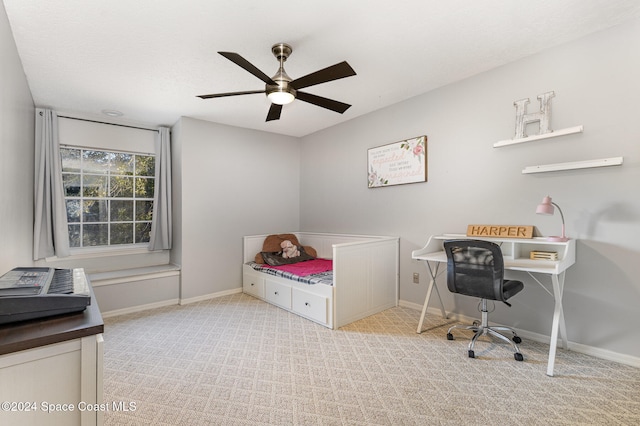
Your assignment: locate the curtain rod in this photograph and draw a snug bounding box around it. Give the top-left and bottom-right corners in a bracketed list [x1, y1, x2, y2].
[59, 115, 159, 132]
[40, 111, 160, 132]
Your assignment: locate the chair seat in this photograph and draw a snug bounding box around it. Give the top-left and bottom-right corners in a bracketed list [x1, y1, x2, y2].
[503, 279, 524, 301]
[454, 277, 523, 302]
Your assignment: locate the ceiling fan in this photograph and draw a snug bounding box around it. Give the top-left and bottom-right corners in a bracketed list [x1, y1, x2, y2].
[197, 43, 356, 122]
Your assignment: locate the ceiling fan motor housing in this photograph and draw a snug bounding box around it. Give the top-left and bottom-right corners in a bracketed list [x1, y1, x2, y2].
[271, 43, 292, 61]
[266, 43, 296, 103]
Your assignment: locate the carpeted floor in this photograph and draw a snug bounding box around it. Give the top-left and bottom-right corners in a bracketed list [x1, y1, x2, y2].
[102, 293, 640, 425]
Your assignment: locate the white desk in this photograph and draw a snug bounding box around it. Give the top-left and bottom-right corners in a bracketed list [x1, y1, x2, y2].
[412, 234, 576, 376]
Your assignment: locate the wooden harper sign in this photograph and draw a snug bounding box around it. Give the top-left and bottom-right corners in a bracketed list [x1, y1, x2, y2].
[467, 225, 534, 239]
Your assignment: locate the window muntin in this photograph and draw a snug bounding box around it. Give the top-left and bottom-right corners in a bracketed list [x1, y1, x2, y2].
[61, 147, 155, 249]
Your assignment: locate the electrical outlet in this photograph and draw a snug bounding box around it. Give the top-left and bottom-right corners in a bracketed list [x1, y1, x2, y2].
[413, 272, 419, 284]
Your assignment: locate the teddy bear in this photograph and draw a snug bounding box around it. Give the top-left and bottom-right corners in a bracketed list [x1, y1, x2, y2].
[280, 240, 300, 259]
[254, 233, 317, 264]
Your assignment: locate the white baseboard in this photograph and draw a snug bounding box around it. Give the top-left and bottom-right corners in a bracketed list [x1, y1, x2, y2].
[398, 300, 424, 311]
[398, 299, 640, 369]
[179, 288, 242, 305]
[565, 340, 640, 368]
[101, 298, 180, 318]
[101, 287, 243, 317]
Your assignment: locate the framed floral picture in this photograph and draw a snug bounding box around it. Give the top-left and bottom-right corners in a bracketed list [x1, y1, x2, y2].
[367, 135, 427, 188]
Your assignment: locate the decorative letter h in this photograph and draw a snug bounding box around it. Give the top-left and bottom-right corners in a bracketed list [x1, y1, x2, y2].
[513, 91, 555, 139]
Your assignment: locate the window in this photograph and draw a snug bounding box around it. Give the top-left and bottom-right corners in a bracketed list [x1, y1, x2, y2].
[60, 147, 155, 249]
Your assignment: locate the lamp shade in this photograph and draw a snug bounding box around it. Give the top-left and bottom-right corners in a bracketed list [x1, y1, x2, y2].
[536, 196, 555, 215]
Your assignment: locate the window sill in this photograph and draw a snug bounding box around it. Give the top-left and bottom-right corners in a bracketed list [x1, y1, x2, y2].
[45, 245, 164, 262]
[89, 263, 180, 287]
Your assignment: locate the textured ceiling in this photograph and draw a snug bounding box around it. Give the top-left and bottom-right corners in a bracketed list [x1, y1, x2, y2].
[3, 0, 640, 137]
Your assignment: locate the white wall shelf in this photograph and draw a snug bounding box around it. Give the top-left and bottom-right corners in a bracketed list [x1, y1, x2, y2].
[522, 157, 623, 174]
[494, 125, 583, 148]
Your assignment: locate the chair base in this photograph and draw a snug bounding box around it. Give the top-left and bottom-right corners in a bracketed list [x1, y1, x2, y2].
[447, 299, 524, 361]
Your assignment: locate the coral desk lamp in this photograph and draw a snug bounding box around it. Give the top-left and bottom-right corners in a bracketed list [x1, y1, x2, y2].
[536, 196, 569, 242]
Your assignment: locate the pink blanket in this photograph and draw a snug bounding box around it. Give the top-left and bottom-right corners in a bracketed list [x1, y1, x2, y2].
[266, 258, 333, 276]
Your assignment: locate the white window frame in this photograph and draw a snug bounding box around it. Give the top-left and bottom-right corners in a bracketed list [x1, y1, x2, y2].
[60, 145, 156, 254]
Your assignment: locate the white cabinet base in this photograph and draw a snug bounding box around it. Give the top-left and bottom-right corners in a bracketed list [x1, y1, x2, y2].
[0, 334, 104, 426]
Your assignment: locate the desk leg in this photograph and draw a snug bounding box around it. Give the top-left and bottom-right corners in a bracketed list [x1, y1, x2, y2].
[417, 261, 447, 334]
[547, 272, 568, 376]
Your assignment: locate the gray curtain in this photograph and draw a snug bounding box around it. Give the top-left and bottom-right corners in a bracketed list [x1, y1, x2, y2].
[33, 108, 70, 259]
[149, 127, 172, 250]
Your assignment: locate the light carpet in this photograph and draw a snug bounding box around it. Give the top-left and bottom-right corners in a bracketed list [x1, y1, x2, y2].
[103, 293, 640, 425]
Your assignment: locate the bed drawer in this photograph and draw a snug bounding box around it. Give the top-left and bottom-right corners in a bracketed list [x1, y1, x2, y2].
[243, 270, 265, 298]
[292, 288, 328, 324]
[265, 279, 291, 309]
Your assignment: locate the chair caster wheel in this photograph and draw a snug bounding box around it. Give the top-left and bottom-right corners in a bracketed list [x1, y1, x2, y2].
[447, 333, 454, 340]
[514, 352, 524, 361]
[468, 350, 475, 358]
[472, 320, 480, 327]
[513, 336, 522, 344]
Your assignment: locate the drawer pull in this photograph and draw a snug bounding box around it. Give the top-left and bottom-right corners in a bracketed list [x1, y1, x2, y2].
[251, 283, 255, 286]
[274, 291, 279, 295]
[305, 302, 310, 306]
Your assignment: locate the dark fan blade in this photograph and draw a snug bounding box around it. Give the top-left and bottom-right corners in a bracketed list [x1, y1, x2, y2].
[197, 90, 265, 99]
[219, 52, 277, 85]
[296, 91, 352, 114]
[266, 104, 283, 121]
[290, 61, 356, 90]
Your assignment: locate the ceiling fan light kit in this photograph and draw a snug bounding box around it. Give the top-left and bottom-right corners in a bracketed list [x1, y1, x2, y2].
[197, 42, 356, 121]
[267, 90, 295, 105]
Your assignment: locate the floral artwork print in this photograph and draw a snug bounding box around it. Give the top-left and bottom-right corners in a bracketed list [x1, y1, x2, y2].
[367, 136, 427, 187]
[368, 167, 388, 187]
[401, 137, 425, 162]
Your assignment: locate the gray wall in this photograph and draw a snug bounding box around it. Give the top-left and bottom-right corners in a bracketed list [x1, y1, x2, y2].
[0, 3, 35, 274]
[172, 117, 301, 301]
[299, 19, 640, 358]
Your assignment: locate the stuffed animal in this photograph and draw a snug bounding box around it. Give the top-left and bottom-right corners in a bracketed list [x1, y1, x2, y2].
[280, 240, 300, 258]
[254, 233, 317, 264]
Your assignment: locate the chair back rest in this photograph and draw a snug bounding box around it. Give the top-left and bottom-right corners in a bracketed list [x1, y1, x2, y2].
[443, 239, 506, 302]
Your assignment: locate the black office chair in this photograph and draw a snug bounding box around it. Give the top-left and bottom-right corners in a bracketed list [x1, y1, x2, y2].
[443, 239, 524, 361]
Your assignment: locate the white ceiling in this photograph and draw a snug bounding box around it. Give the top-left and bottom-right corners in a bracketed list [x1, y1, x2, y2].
[4, 0, 640, 137]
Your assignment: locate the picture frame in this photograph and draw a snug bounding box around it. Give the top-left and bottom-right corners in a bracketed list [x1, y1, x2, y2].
[367, 135, 427, 188]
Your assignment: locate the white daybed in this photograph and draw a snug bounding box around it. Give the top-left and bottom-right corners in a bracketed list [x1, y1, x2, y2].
[242, 232, 399, 329]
